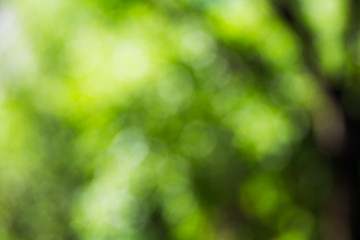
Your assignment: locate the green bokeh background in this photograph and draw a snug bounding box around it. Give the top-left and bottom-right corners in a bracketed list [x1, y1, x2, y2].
[0, 0, 358, 239]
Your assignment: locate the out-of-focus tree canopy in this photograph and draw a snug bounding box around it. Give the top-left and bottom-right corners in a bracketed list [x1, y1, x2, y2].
[0, 0, 359, 239]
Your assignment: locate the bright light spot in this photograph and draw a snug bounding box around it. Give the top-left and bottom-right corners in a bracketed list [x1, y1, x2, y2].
[112, 41, 149, 80]
[0, 6, 20, 53]
[72, 128, 149, 239]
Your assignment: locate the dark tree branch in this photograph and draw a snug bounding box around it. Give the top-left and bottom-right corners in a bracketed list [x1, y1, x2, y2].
[268, 0, 322, 78]
[268, 0, 346, 101]
[269, 1, 360, 240]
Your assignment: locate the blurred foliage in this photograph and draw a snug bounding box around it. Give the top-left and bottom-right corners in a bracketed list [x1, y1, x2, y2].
[0, 0, 358, 239]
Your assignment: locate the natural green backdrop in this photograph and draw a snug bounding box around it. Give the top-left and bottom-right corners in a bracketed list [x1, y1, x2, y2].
[0, 0, 359, 239]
